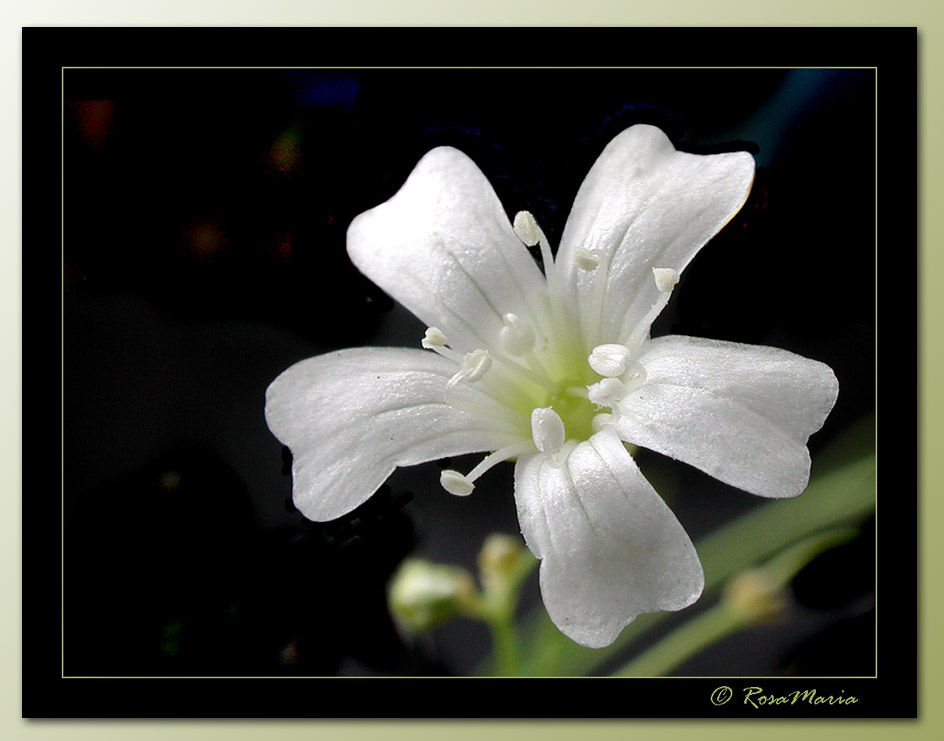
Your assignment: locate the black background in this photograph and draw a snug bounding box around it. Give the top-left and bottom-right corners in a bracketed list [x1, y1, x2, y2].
[26, 27, 915, 717]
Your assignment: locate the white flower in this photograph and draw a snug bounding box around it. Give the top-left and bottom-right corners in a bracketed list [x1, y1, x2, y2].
[265, 124, 839, 649]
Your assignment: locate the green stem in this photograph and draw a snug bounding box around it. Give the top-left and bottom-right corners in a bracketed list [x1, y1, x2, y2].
[488, 607, 521, 676]
[610, 528, 858, 677]
[612, 603, 744, 677]
[466, 535, 538, 676]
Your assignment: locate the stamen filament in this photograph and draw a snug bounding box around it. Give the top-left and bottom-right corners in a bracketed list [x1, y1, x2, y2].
[488, 348, 560, 394]
[429, 344, 466, 364]
[513, 211, 580, 372]
[440, 442, 537, 496]
[624, 297, 668, 355]
[586, 250, 611, 351]
[621, 268, 680, 353]
[466, 442, 536, 481]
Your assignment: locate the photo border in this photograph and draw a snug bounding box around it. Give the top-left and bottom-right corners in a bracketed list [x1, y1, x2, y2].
[26, 25, 916, 719]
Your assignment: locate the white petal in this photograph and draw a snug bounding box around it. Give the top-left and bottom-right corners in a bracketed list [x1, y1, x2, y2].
[556, 124, 755, 351]
[265, 347, 521, 521]
[615, 335, 839, 499]
[514, 429, 704, 648]
[347, 147, 551, 354]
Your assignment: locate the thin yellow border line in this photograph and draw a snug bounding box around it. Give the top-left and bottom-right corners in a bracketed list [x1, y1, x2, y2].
[61, 64, 66, 681]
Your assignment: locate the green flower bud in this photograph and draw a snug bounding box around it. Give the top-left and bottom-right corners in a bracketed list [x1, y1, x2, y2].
[388, 558, 477, 634]
[478, 533, 535, 595]
[723, 569, 789, 624]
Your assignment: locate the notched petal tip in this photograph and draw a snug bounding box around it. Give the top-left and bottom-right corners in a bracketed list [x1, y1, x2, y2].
[620, 336, 841, 501]
[557, 123, 756, 350]
[515, 431, 705, 649]
[264, 347, 510, 522]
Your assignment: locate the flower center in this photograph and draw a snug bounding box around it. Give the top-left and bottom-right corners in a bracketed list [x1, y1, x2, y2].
[424, 211, 667, 497]
[543, 381, 598, 444]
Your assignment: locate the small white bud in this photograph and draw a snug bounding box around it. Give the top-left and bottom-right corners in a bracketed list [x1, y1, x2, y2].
[588, 377, 627, 408]
[652, 267, 680, 292]
[498, 313, 535, 356]
[531, 407, 566, 455]
[421, 326, 449, 349]
[440, 469, 475, 496]
[572, 247, 600, 271]
[513, 211, 541, 246]
[588, 343, 632, 377]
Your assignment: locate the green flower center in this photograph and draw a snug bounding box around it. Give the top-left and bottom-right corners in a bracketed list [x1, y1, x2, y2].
[544, 380, 599, 444]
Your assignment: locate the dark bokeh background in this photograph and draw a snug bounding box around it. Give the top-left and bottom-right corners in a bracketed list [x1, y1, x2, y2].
[62, 67, 876, 677]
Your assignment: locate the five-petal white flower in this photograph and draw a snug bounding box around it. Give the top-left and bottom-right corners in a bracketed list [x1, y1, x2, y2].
[265, 124, 839, 649]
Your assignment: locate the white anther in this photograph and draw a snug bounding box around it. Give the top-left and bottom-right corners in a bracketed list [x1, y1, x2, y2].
[652, 267, 680, 292]
[572, 247, 600, 271]
[498, 313, 536, 356]
[592, 412, 614, 433]
[440, 469, 475, 496]
[513, 211, 541, 247]
[460, 349, 491, 382]
[449, 349, 491, 387]
[588, 377, 628, 408]
[531, 407, 566, 456]
[422, 326, 449, 349]
[588, 343, 632, 377]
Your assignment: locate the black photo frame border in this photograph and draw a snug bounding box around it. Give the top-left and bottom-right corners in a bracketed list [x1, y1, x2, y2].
[25, 26, 916, 718]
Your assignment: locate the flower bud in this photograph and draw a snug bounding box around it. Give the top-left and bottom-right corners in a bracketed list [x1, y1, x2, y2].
[723, 569, 789, 624]
[388, 558, 477, 634]
[478, 533, 534, 595]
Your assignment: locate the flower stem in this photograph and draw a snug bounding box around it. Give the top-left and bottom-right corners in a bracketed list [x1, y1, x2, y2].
[612, 602, 744, 677]
[469, 534, 538, 676]
[611, 528, 857, 677]
[487, 604, 522, 676]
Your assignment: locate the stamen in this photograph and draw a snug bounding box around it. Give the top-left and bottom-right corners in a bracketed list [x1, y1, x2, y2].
[572, 247, 600, 271]
[422, 327, 468, 365]
[619, 270, 680, 354]
[652, 267, 680, 292]
[513, 211, 541, 247]
[531, 407, 566, 456]
[588, 343, 632, 378]
[421, 326, 449, 349]
[583, 247, 611, 350]
[512, 210, 580, 362]
[460, 349, 491, 382]
[447, 349, 492, 387]
[425, 334, 543, 406]
[514, 211, 555, 281]
[588, 377, 627, 408]
[440, 469, 475, 497]
[440, 442, 537, 496]
[498, 313, 536, 356]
